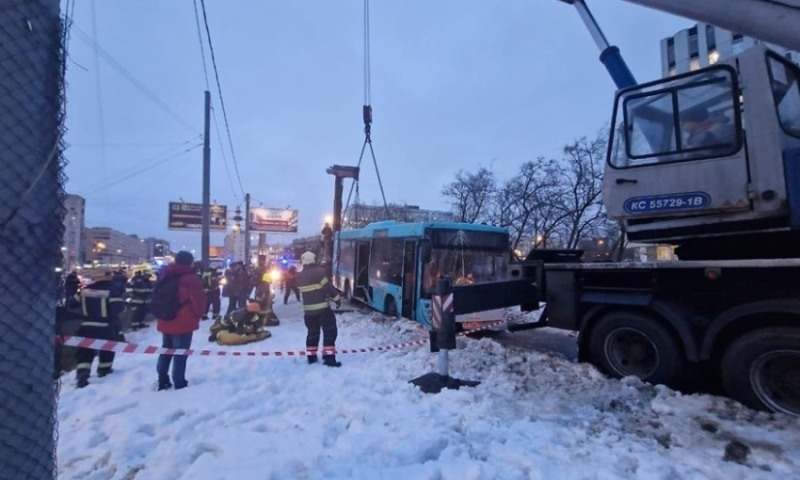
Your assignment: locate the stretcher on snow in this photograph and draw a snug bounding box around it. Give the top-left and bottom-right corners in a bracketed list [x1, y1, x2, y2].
[208, 302, 276, 346]
[214, 328, 271, 346]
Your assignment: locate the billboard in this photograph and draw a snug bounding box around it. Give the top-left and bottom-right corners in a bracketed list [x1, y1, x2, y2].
[168, 202, 228, 231]
[249, 207, 298, 233]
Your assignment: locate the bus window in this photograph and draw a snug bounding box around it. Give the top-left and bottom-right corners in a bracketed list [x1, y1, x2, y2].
[369, 237, 404, 286]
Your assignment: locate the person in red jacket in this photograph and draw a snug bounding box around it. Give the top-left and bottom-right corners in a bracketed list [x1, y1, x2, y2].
[156, 250, 206, 391]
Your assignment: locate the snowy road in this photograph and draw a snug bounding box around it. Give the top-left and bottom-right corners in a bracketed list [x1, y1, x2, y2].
[57, 300, 800, 480]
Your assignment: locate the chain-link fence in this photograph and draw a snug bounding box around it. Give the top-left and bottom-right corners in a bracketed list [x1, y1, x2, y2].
[0, 0, 66, 479]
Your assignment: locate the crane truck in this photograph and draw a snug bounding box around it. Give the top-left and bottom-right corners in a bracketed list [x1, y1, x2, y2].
[510, 0, 800, 417]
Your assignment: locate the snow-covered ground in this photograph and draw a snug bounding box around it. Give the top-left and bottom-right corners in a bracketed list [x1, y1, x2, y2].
[58, 300, 800, 480]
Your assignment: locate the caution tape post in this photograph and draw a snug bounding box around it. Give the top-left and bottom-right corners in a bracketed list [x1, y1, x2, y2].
[410, 276, 480, 394]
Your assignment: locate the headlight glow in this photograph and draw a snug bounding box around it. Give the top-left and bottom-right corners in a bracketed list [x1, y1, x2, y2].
[269, 269, 282, 282]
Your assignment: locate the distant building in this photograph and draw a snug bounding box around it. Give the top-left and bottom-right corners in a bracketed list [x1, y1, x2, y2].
[143, 237, 171, 259]
[223, 228, 246, 263]
[289, 236, 322, 260]
[84, 227, 148, 266]
[343, 203, 455, 229]
[661, 23, 799, 78]
[63, 194, 85, 270]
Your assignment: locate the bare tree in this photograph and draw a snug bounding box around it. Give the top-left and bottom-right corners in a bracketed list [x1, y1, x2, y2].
[553, 131, 608, 249]
[441, 166, 497, 223]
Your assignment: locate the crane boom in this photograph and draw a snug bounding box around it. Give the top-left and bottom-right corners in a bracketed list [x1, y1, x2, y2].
[620, 0, 800, 52]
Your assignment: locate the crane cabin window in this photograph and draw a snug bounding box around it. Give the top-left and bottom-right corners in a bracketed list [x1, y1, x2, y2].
[609, 65, 742, 168]
[767, 53, 800, 139]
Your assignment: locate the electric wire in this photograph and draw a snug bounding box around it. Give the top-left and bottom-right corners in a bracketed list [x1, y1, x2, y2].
[191, 0, 239, 204]
[81, 138, 200, 190]
[83, 142, 203, 195]
[191, 0, 211, 92]
[72, 26, 201, 136]
[198, 0, 246, 198]
[89, 0, 108, 210]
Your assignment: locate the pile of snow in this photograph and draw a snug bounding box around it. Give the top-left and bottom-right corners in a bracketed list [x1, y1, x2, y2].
[58, 300, 800, 479]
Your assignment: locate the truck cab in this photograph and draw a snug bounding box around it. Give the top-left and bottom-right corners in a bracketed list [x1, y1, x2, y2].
[602, 45, 800, 259]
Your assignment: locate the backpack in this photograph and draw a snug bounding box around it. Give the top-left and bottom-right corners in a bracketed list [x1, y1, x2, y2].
[149, 274, 186, 321]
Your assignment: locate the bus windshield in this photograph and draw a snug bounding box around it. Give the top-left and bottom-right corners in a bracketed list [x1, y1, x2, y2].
[423, 249, 508, 295]
[422, 227, 509, 295]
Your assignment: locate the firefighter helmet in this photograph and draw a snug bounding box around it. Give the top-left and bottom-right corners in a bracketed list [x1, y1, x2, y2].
[300, 251, 316, 265]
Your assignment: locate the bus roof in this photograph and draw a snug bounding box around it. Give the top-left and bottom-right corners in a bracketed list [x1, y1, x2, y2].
[337, 220, 507, 239]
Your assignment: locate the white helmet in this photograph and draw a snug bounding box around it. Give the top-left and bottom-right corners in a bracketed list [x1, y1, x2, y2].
[300, 251, 317, 265]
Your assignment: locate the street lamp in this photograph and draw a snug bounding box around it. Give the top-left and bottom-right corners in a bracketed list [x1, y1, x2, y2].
[324, 214, 333, 225]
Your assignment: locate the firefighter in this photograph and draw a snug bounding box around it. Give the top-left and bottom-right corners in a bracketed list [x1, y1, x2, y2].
[65, 271, 81, 301]
[254, 271, 280, 327]
[208, 301, 272, 343]
[296, 251, 342, 367]
[127, 271, 153, 330]
[283, 265, 301, 304]
[203, 268, 222, 321]
[74, 271, 126, 388]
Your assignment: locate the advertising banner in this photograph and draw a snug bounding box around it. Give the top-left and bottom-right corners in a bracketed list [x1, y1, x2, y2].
[249, 207, 298, 233]
[168, 202, 227, 231]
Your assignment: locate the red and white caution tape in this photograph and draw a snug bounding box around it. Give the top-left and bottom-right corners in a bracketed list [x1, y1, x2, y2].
[57, 335, 430, 357]
[56, 318, 512, 358]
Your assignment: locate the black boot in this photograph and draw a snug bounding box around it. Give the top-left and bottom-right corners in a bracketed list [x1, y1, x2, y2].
[76, 376, 89, 388]
[307, 355, 318, 365]
[97, 367, 113, 378]
[323, 355, 342, 368]
[158, 382, 172, 391]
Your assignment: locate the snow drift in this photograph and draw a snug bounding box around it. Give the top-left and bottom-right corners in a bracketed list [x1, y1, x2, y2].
[57, 301, 800, 479]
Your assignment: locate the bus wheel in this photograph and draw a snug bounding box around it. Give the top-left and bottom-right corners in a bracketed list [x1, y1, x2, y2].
[721, 327, 800, 416]
[588, 310, 684, 387]
[385, 296, 399, 319]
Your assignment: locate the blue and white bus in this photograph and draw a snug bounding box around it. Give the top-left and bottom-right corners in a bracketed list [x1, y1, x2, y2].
[333, 221, 510, 326]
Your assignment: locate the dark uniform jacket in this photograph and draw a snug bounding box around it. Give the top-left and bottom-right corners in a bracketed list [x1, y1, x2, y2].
[127, 275, 153, 305]
[296, 264, 341, 314]
[80, 279, 125, 328]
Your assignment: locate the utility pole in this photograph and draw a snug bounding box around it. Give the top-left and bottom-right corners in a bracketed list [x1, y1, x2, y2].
[244, 193, 251, 265]
[201, 90, 211, 269]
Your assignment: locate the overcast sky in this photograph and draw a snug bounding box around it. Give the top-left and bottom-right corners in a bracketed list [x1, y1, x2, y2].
[63, 0, 690, 251]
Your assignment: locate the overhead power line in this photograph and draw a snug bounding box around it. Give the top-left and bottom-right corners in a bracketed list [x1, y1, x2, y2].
[72, 26, 201, 136]
[198, 0, 246, 198]
[83, 141, 203, 194]
[191, 0, 239, 205]
[191, 0, 211, 92]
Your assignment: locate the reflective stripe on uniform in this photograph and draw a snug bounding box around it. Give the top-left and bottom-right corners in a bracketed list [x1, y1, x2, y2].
[82, 297, 108, 317]
[298, 283, 325, 293]
[76, 362, 92, 370]
[81, 321, 109, 327]
[97, 362, 113, 368]
[303, 302, 330, 312]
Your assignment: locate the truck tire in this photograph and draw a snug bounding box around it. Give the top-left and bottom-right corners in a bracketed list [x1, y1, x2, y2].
[720, 327, 800, 416]
[588, 310, 685, 387]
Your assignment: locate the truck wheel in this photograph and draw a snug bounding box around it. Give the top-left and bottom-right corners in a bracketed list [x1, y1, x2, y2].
[721, 327, 800, 416]
[588, 310, 684, 387]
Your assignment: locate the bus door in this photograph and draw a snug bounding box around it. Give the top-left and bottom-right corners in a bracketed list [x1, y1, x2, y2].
[401, 240, 417, 319]
[354, 241, 371, 302]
